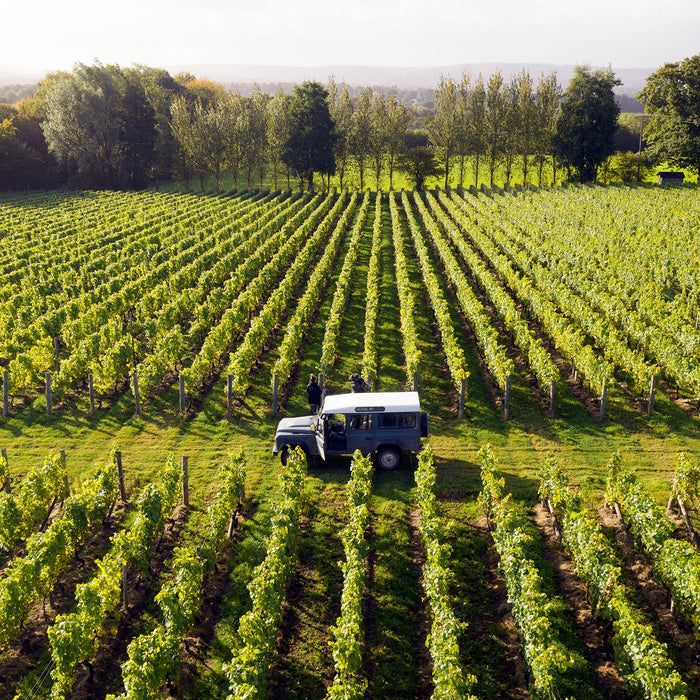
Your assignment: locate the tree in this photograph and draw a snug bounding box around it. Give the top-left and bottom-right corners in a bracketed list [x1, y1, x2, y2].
[350, 88, 373, 189]
[484, 71, 507, 187]
[397, 146, 441, 191]
[42, 63, 157, 189]
[513, 69, 536, 186]
[327, 78, 353, 190]
[533, 72, 561, 185]
[554, 65, 620, 182]
[219, 92, 245, 188]
[502, 77, 520, 185]
[370, 92, 387, 190]
[170, 96, 225, 190]
[455, 73, 471, 187]
[639, 54, 700, 175]
[468, 75, 487, 187]
[282, 81, 336, 191]
[384, 91, 411, 190]
[429, 76, 461, 188]
[241, 88, 269, 189]
[267, 88, 292, 189]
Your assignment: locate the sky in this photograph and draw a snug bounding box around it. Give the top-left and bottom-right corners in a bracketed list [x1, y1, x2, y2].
[2, 0, 698, 73]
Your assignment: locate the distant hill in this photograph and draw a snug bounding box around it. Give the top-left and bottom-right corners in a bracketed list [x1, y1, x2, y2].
[0, 62, 652, 110]
[165, 62, 655, 96]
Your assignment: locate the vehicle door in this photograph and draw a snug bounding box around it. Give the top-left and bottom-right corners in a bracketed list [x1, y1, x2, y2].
[314, 415, 326, 460]
[346, 412, 375, 454]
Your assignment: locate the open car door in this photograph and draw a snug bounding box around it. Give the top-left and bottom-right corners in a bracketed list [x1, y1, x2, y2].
[315, 416, 326, 461]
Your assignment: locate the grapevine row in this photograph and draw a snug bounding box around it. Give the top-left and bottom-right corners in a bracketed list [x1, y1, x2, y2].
[0, 452, 67, 553]
[448, 193, 611, 393]
[228, 192, 351, 398]
[479, 446, 596, 698]
[399, 192, 469, 392]
[47, 456, 182, 699]
[361, 193, 383, 383]
[388, 192, 421, 380]
[539, 455, 689, 699]
[403, 191, 513, 390]
[320, 191, 372, 375]
[327, 450, 373, 699]
[430, 191, 559, 392]
[605, 454, 700, 635]
[0, 450, 118, 647]
[415, 446, 477, 699]
[274, 191, 367, 388]
[108, 452, 246, 700]
[224, 447, 307, 699]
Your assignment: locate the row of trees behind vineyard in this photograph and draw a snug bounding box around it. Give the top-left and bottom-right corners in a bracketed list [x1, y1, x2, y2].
[2, 55, 699, 191]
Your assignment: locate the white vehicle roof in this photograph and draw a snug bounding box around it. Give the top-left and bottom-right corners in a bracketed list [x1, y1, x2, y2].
[321, 391, 421, 415]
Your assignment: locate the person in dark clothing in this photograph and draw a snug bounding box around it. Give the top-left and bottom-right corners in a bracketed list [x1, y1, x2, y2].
[306, 374, 322, 414]
[349, 373, 366, 393]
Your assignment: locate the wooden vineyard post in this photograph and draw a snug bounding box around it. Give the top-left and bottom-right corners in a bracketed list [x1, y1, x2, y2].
[412, 372, 419, 392]
[228, 482, 245, 539]
[666, 488, 676, 513]
[457, 379, 466, 419]
[550, 380, 557, 418]
[571, 360, 578, 383]
[181, 455, 189, 507]
[132, 371, 141, 416]
[600, 383, 607, 422]
[226, 374, 233, 419]
[272, 372, 279, 415]
[179, 375, 185, 415]
[116, 451, 127, 503]
[1, 447, 9, 493]
[504, 375, 511, 421]
[45, 372, 52, 416]
[318, 372, 324, 394]
[53, 337, 60, 360]
[677, 496, 700, 548]
[60, 450, 69, 498]
[88, 373, 95, 415]
[2, 371, 7, 418]
[648, 375, 657, 416]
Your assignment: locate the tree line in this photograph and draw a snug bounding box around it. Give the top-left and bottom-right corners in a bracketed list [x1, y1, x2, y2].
[0, 56, 698, 191]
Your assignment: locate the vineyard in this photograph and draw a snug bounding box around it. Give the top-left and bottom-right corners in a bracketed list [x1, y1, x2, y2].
[0, 183, 700, 698]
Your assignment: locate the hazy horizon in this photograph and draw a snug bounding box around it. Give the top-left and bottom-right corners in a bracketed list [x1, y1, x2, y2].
[2, 0, 697, 76]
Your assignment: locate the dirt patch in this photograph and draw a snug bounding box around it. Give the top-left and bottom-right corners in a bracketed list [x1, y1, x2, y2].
[533, 503, 626, 698]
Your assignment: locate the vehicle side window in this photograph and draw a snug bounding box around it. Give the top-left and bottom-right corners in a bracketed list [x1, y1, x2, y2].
[398, 413, 416, 428]
[378, 413, 397, 429]
[349, 414, 372, 430]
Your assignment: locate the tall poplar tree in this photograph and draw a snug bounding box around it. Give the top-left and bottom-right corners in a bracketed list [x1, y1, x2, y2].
[468, 75, 487, 187]
[351, 87, 373, 189]
[430, 75, 461, 188]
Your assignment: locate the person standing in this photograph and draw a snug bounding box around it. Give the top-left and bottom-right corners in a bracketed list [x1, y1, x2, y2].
[349, 373, 366, 393]
[306, 374, 322, 414]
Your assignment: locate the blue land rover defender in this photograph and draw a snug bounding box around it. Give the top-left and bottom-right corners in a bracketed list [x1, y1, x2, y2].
[273, 391, 429, 470]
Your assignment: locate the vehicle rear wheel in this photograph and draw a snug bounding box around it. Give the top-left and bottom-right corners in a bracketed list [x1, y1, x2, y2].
[280, 446, 289, 466]
[376, 447, 401, 471]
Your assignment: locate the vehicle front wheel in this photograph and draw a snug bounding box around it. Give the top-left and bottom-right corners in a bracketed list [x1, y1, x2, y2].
[376, 447, 401, 471]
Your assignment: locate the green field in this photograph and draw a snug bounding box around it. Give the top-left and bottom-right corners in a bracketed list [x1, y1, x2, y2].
[1, 184, 699, 698]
